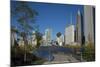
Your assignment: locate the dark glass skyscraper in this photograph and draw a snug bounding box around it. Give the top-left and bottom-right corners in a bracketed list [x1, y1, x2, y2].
[76, 10, 84, 45]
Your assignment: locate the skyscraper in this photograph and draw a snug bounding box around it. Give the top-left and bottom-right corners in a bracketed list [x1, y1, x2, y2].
[45, 28, 52, 46]
[65, 25, 75, 45]
[31, 31, 37, 47]
[76, 10, 84, 45]
[84, 6, 95, 44]
[41, 35, 46, 46]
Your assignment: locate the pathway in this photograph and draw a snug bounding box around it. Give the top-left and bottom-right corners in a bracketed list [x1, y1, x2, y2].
[43, 53, 79, 64]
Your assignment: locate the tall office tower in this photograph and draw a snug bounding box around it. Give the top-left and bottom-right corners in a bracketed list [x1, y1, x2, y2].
[41, 35, 46, 46]
[65, 25, 75, 45]
[45, 28, 52, 46]
[11, 27, 18, 46]
[84, 6, 95, 44]
[11, 31, 16, 46]
[76, 10, 84, 45]
[31, 31, 37, 47]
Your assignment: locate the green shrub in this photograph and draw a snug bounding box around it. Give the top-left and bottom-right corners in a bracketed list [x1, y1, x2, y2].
[82, 43, 95, 61]
[11, 45, 45, 66]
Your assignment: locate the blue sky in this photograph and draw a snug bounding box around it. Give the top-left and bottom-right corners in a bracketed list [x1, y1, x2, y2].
[11, 1, 84, 40]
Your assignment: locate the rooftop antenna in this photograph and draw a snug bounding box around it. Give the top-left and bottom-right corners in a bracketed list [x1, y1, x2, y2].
[70, 13, 72, 25]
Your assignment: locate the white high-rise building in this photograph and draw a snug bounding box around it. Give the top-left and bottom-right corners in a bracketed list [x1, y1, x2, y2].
[11, 32, 17, 46]
[11, 28, 18, 46]
[41, 35, 46, 46]
[84, 6, 95, 44]
[65, 25, 75, 45]
[31, 31, 37, 47]
[44, 28, 52, 46]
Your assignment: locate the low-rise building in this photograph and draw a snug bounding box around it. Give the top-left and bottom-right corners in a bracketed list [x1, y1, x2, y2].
[56, 34, 64, 46]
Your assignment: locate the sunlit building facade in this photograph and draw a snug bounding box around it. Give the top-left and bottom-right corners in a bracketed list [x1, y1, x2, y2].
[31, 31, 37, 47]
[45, 28, 52, 46]
[84, 6, 95, 45]
[65, 25, 75, 45]
[56, 34, 64, 46]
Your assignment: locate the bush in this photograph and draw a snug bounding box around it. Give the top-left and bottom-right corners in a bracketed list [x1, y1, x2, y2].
[64, 45, 81, 49]
[82, 43, 95, 61]
[11, 45, 45, 66]
[64, 43, 95, 61]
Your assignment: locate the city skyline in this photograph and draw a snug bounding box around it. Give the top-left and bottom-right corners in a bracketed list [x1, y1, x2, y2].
[11, 1, 95, 66]
[11, 1, 84, 40]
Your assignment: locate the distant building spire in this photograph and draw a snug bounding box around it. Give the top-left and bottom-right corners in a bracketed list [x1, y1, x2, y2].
[70, 13, 72, 25]
[78, 10, 80, 15]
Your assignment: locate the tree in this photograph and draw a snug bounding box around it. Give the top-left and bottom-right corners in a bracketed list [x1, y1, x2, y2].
[35, 31, 43, 48]
[11, 1, 38, 62]
[56, 32, 61, 37]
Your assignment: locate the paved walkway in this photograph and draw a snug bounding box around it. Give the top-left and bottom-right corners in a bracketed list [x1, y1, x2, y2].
[43, 53, 79, 64]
